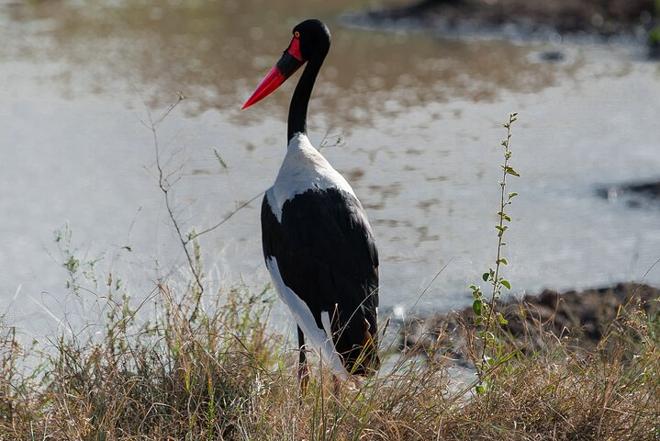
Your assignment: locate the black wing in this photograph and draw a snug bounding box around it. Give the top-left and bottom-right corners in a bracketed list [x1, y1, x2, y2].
[261, 187, 379, 375]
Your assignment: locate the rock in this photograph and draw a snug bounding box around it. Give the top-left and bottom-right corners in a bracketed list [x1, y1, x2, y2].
[539, 50, 565, 62]
[597, 180, 660, 208]
[627, 182, 660, 199]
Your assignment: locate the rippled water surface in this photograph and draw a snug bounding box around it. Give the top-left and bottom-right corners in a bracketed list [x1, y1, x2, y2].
[2, 0, 660, 337]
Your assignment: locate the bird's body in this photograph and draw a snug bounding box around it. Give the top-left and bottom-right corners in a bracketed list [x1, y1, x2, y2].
[243, 19, 380, 385]
[262, 133, 379, 378]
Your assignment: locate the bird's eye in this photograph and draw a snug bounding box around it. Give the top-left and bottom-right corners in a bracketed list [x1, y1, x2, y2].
[294, 31, 300, 38]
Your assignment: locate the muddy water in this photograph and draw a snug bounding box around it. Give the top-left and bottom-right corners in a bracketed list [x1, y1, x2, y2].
[1, 0, 660, 337]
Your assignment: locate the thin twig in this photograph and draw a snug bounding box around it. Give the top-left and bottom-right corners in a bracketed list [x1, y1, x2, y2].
[147, 95, 205, 323]
[186, 130, 343, 243]
[187, 193, 264, 243]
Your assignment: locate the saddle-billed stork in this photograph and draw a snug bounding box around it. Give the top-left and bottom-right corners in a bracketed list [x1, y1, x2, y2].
[242, 19, 380, 388]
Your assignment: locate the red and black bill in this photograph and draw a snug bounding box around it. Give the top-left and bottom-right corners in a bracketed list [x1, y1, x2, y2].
[242, 35, 305, 110]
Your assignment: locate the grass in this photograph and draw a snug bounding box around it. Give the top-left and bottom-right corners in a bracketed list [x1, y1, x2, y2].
[1, 280, 657, 440]
[1, 113, 658, 440]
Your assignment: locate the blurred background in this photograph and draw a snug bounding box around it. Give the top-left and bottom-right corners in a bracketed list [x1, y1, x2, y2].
[1, 0, 659, 338]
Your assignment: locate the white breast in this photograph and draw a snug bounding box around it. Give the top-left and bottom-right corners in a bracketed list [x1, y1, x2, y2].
[266, 133, 356, 223]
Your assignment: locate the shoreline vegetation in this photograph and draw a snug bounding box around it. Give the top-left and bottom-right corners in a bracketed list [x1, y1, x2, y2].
[1, 281, 657, 439]
[343, 0, 660, 58]
[401, 283, 660, 364]
[1, 112, 658, 440]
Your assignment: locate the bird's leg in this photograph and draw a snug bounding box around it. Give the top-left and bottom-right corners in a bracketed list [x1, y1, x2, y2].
[297, 327, 309, 395]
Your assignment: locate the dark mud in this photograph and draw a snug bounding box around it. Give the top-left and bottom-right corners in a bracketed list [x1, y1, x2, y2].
[399, 283, 659, 364]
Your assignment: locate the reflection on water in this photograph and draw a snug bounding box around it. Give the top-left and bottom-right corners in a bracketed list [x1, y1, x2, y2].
[1, 0, 577, 127]
[1, 0, 660, 338]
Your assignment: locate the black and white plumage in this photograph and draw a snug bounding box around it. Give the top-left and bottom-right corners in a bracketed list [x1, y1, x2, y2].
[261, 133, 379, 378]
[243, 19, 380, 382]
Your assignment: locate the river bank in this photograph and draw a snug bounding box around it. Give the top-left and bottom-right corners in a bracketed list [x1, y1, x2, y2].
[400, 282, 660, 365]
[345, 0, 660, 57]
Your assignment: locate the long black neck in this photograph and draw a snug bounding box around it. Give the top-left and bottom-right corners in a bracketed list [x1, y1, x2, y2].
[287, 54, 325, 143]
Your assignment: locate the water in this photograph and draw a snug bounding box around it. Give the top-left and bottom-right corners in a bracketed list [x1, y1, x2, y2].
[1, 0, 660, 338]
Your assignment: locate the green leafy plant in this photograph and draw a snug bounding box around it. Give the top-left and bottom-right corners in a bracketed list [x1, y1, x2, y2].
[649, 27, 660, 45]
[469, 112, 519, 390]
[650, 1, 660, 46]
[54, 224, 102, 295]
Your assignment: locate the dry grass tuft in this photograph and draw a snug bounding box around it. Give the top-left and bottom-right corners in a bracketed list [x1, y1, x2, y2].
[0, 281, 657, 440]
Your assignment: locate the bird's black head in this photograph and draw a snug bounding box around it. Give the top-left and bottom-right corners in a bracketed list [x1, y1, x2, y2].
[292, 19, 331, 61]
[242, 19, 331, 110]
